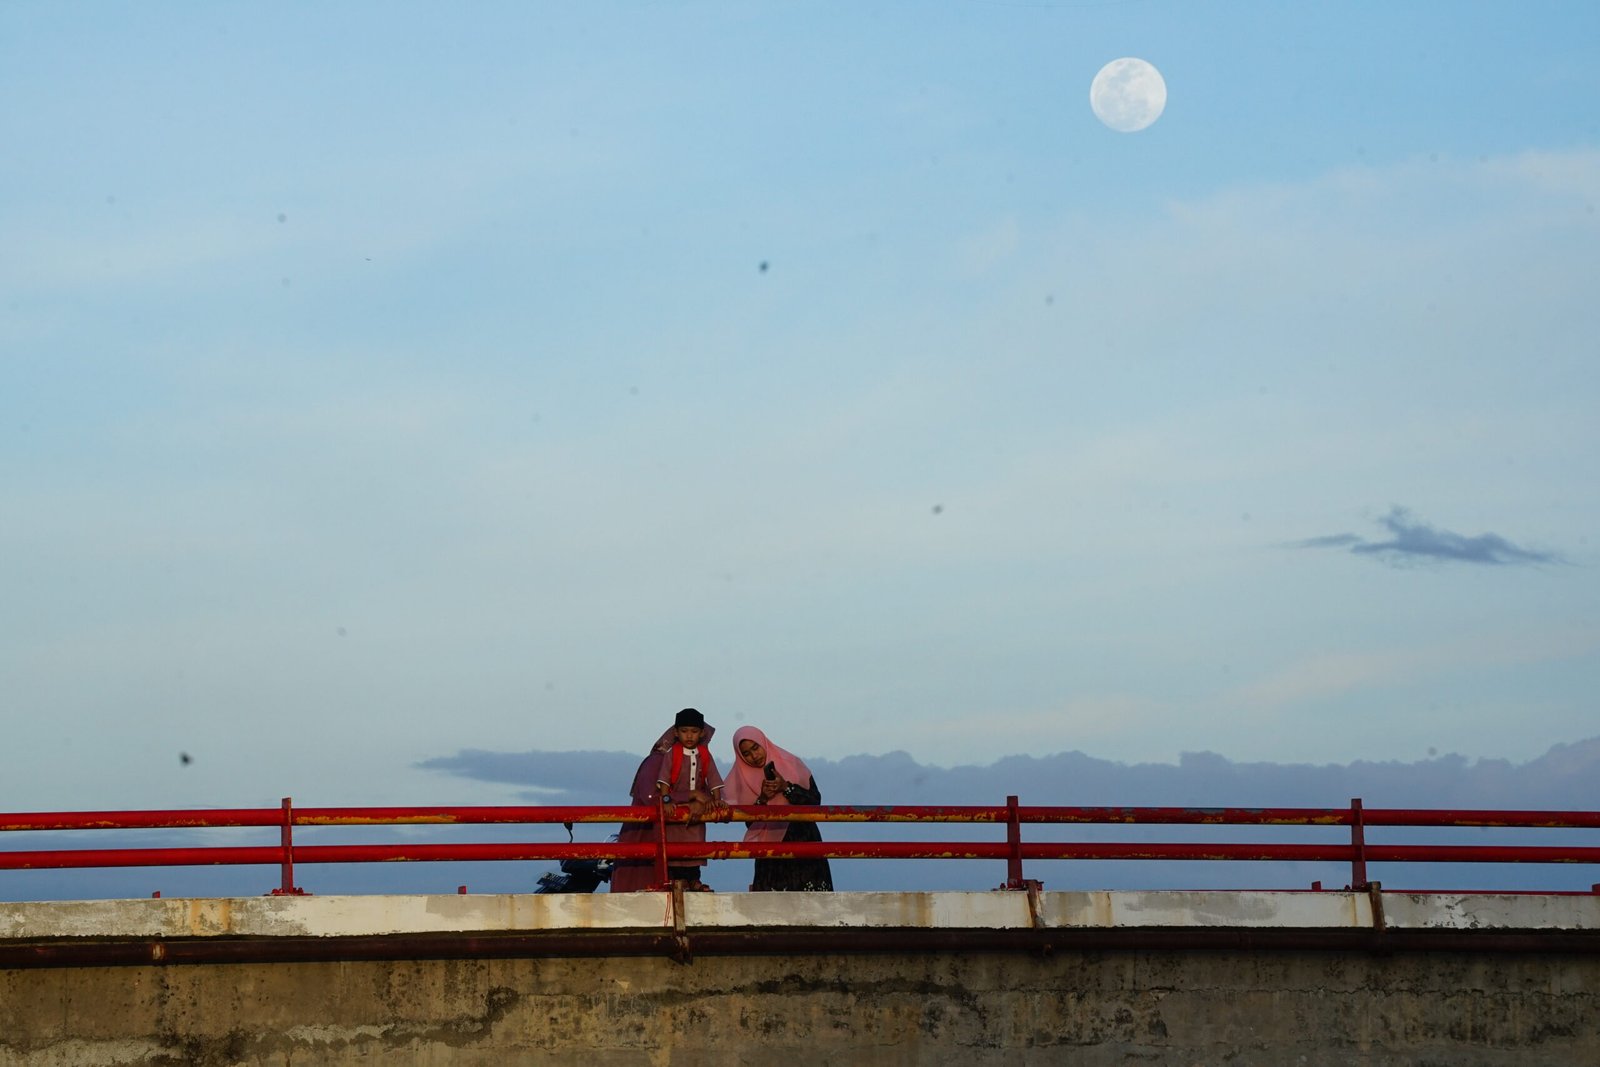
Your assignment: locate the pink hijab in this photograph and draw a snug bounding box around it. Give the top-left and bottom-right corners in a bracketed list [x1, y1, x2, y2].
[725, 725, 814, 843]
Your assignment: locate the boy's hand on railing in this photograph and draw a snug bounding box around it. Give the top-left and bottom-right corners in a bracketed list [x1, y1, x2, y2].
[704, 796, 732, 822]
[676, 790, 731, 822]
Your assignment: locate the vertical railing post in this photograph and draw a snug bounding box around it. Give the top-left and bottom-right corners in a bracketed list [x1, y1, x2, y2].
[274, 796, 299, 896]
[653, 794, 672, 889]
[1349, 797, 1368, 890]
[1005, 794, 1024, 889]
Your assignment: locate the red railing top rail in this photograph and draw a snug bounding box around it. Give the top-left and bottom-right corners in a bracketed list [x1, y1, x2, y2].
[5, 802, 1600, 834]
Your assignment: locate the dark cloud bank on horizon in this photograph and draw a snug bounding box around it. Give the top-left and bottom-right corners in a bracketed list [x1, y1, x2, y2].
[412, 739, 1600, 894]
[419, 736, 1599, 892]
[417, 738, 1600, 811]
[10, 739, 1596, 901]
[1290, 507, 1562, 566]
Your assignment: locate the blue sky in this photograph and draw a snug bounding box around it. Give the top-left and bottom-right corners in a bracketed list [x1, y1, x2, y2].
[3, 2, 1598, 817]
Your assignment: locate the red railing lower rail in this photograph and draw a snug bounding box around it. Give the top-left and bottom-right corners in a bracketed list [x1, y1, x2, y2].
[3, 796, 1597, 896]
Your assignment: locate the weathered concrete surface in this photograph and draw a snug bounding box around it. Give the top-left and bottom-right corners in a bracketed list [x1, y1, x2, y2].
[3, 948, 1597, 1066]
[2, 892, 1597, 1065]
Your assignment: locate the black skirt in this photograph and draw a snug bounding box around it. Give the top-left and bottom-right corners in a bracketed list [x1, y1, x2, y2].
[750, 775, 834, 892]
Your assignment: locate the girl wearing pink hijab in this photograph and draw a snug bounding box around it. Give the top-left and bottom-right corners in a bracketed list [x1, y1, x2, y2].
[724, 726, 834, 892]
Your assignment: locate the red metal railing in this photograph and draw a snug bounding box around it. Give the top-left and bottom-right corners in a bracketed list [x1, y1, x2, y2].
[3, 797, 1598, 896]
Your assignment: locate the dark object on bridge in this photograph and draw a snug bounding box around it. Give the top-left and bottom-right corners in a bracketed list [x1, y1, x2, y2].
[536, 856, 614, 894]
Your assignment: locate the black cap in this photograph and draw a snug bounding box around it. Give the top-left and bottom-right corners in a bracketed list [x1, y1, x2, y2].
[674, 707, 705, 729]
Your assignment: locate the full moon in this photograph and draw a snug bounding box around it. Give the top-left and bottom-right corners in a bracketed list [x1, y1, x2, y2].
[1090, 58, 1167, 133]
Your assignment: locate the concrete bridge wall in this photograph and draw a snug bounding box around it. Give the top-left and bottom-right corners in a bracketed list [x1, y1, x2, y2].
[2, 891, 1596, 1066]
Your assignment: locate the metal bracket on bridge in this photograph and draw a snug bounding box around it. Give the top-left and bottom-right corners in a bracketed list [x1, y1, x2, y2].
[1366, 881, 1389, 953]
[669, 880, 692, 964]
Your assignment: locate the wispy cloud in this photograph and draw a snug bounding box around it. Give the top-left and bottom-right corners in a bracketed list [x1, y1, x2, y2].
[1226, 647, 1433, 710]
[1290, 507, 1562, 566]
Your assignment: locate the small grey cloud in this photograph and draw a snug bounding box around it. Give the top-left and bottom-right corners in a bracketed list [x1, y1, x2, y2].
[416, 748, 637, 804]
[1289, 533, 1363, 550]
[1291, 507, 1561, 567]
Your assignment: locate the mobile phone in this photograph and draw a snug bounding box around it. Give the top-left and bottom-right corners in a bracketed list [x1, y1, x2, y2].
[764, 763, 778, 780]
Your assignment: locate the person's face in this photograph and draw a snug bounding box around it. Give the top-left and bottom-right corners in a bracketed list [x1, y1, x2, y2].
[738, 738, 767, 768]
[675, 725, 704, 748]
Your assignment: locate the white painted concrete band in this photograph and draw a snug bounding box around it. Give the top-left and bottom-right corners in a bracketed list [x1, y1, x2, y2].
[3, 890, 1598, 941]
